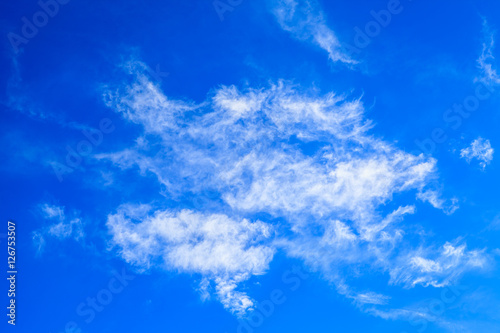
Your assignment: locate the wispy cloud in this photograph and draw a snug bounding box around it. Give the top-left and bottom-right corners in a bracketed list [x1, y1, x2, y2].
[97, 60, 489, 316]
[417, 188, 459, 215]
[390, 242, 489, 288]
[2, 55, 96, 131]
[460, 137, 494, 169]
[270, 0, 357, 65]
[476, 20, 500, 85]
[33, 204, 85, 255]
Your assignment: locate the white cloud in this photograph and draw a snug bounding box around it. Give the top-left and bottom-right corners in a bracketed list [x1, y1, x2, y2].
[353, 292, 391, 305]
[367, 307, 460, 332]
[32, 231, 46, 257]
[417, 189, 459, 215]
[107, 204, 275, 315]
[270, 0, 356, 65]
[97, 61, 489, 315]
[33, 204, 85, 255]
[476, 21, 500, 85]
[390, 242, 489, 288]
[41, 203, 65, 220]
[460, 137, 494, 169]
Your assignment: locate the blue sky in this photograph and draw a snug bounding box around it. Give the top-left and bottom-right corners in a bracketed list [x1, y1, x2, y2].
[2, 0, 500, 332]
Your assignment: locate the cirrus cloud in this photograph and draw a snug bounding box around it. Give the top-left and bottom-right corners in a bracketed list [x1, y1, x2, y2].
[97, 60, 489, 316]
